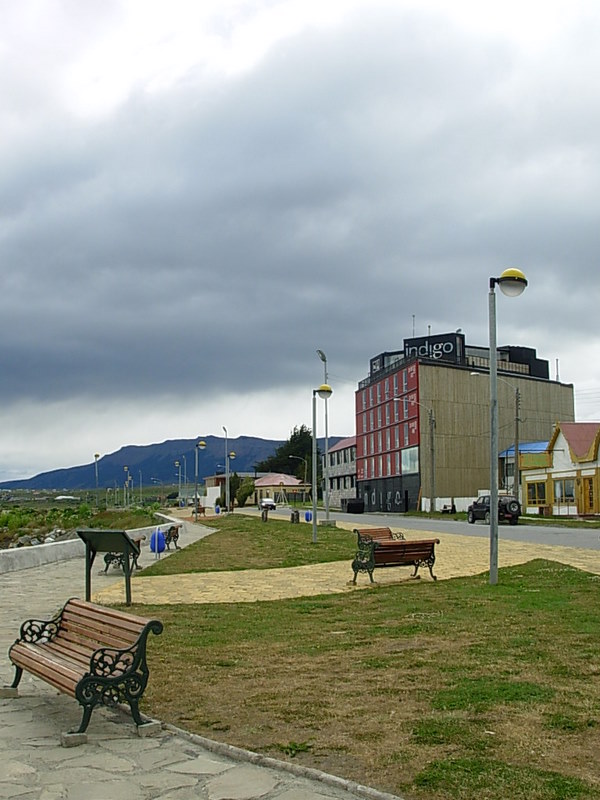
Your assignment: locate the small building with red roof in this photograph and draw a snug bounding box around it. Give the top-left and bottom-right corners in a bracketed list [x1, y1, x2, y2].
[522, 421, 600, 516]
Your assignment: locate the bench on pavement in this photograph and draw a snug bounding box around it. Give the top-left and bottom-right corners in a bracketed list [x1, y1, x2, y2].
[354, 527, 405, 546]
[351, 535, 440, 584]
[2, 598, 163, 744]
[165, 524, 182, 550]
[104, 533, 146, 574]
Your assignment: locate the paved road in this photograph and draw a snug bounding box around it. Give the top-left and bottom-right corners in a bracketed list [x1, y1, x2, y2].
[265, 507, 600, 550]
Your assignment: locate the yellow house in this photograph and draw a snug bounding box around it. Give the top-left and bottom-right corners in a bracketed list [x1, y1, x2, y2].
[522, 422, 600, 516]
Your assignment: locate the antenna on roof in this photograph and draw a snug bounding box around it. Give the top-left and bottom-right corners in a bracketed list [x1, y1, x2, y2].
[556, 358, 560, 381]
[412, 314, 415, 337]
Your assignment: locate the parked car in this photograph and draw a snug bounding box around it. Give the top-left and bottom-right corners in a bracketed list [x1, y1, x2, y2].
[259, 498, 276, 510]
[467, 494, 521, 525]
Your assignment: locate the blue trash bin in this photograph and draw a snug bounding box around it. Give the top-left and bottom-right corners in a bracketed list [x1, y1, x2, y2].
[150, 530, 166, 553]
[215, 505, 221, 515]
[304, 511, 312, 522]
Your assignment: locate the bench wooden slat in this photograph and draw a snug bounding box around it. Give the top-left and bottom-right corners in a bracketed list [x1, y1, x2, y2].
[351, 537, 440, 583]
[7, 598, 163, 737]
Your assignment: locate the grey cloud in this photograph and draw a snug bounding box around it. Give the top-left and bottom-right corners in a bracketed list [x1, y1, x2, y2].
[2, 5, 600, 420]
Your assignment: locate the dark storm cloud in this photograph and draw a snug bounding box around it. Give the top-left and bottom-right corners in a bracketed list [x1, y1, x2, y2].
[2, 4, 600, 420]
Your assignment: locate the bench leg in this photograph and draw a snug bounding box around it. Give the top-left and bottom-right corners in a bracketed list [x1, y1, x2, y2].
[10, 665, 23, 690]
[129, 697, 144, 727]
[73, 704, 93, 735]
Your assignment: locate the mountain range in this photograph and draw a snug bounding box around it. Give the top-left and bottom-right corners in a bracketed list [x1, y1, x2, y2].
[0, 435, 344, 491]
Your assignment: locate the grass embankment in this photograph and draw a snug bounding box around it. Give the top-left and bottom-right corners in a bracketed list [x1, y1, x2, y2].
[131, 516, 600, 800]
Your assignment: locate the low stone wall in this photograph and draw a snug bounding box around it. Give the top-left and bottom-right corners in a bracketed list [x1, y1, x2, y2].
[0, 521, 179, 575]
[0, 539, 86, 574]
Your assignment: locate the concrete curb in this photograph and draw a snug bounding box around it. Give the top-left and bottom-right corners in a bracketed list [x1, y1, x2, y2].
[165, 722, 405, 800]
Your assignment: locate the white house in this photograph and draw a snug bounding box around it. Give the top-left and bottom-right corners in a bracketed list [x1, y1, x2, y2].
[522, 421, 600, 516]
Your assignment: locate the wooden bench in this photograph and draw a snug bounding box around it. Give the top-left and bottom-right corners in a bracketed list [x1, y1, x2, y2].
[354, 527, 406, 546]
[3, 598, 163, 741]
[104, 533, 146, 573]
[351, 535, 440, 584]
[164, 524, 182, 550]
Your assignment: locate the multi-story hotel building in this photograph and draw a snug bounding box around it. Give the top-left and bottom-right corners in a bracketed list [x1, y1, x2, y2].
[355, 331, 575, 513]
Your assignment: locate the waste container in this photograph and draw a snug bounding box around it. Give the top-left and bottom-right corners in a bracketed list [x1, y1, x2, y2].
[346, 499, 365, 514]
[290, 510, 300, 523]
[304, 510, 312, 522]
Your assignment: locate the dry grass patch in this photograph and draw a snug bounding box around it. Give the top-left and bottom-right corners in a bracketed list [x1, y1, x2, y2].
[130, 528, 600, 799]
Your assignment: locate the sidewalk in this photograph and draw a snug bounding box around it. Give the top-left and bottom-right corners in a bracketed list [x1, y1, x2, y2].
[0, 517, 401, 800]
[2, 516, 599, 799]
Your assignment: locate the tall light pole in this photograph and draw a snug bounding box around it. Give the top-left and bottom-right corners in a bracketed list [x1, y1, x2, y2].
[311, 383, 333, 543]
[489, 268, 528, 585]
[182, 455, 187, 502]
[223, 427, 236, 512]
[316, 350, 330, 522]
[289, 454, 308, 503]
[123, 466, 129, 508]
[94, 453, 100, 508]
[194, 439, 206, 521]
[222, 427, 228, 511]
[175, 460, 181, 506]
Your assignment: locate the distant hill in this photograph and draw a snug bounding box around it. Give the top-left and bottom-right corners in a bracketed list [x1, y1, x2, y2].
[0, 435, 345, 491]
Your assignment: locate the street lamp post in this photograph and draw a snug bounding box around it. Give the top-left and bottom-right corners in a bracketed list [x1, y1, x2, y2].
[316, 350, 330, 522]
[489, 268, 528, 585]
[123, 466, 129, 508]
[289, 454, 308, 503]
[222, 426, 229, 512]
[311, 383, 333, 543]
[94, 453, 100, 508]
[175, 460, 181, 506]
[194, 439, 206, 521]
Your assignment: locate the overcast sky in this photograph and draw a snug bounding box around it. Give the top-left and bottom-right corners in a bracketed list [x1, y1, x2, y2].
[2, 0, 600, 481]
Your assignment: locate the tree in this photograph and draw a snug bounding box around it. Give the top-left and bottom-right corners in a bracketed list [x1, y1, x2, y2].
[254, 425, 313, 475]
[236, 478, 255, 508]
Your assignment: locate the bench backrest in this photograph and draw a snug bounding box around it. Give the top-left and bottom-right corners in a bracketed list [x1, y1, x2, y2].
[58, 598, 159, 653]
[373, 538, 438, 560]
[354, 527, 404, 545]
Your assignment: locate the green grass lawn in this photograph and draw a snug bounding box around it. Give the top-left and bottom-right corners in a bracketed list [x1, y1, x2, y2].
[129, 516, 600, 800]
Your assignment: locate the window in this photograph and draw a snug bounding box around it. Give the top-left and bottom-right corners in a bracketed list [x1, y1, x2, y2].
[385, 404, 390, 425]
[395, 427, 400, 448]
[402, 370, 408, 392]
[386, 454, 391, 475]
[554, 479, 575, 504]
[404, 422, 409, 446]
[362, 390, 367, 410]
[384, 378, 389, 399]
[527, 481, 546, 505]
[401, 446, 419, 474]
[403, 397, 409, 418]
